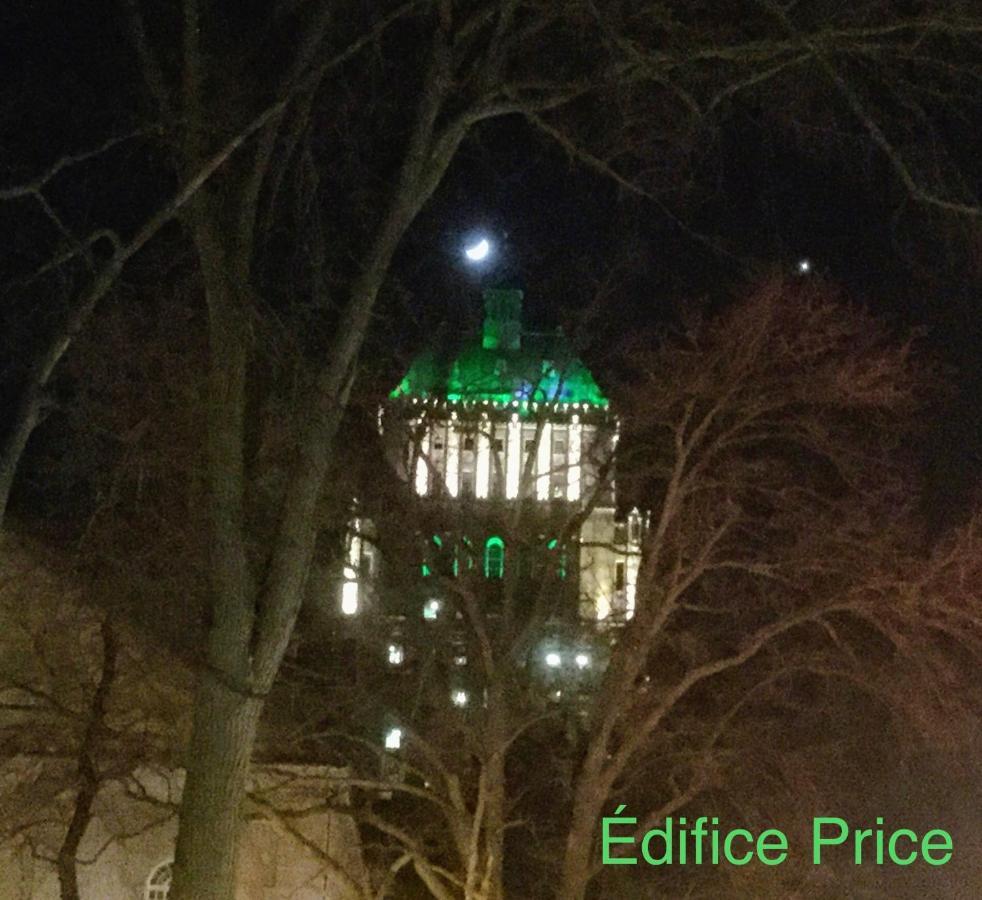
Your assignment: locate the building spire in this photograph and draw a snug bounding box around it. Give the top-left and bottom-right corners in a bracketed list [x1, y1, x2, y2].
[481, 287, 523, 351]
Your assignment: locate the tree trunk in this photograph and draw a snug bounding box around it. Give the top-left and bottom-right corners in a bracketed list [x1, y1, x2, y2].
[0, 385, 41, 529]
[480, 686, 508, 900]
[169, 197, 260, 900]
[557, 798, 601, 900]
[169, 672, 263, 900]
[556, 749, 609, 900]
[55, 619, 117, 900]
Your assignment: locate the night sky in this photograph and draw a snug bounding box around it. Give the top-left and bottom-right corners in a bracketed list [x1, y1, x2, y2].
[2, 1, 980, 521]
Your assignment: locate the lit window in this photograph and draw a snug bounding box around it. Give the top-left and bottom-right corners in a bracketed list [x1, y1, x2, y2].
[341, 566, 358, 616]
[451, 689, 469, 707]
[544, 651, 562, 668]
[423, 598, 441, 620]
[388, 644, 404, 666]
[146, 861, 172, 900]
[385, 727, 402, 750]
[484, 536, 505, 579]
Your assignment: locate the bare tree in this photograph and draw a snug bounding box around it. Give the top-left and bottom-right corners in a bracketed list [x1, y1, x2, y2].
[554, 278, 981, 899]
[0, 536, 189, 900]
[284, 277, 980, 899]
[2, 3, 980, 898]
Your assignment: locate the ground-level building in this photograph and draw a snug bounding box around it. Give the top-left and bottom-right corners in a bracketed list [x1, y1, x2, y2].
[0, 761, 366, 900]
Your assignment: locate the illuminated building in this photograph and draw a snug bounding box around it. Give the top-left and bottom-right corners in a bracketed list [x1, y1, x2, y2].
[340, 287, 644, 633]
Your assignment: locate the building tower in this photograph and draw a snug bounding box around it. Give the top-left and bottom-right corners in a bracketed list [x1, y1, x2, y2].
[339, 288, 644, 632]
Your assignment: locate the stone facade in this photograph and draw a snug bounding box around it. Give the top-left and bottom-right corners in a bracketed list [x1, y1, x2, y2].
[337, 287, 645, 626]
[0, 762, 366, 900]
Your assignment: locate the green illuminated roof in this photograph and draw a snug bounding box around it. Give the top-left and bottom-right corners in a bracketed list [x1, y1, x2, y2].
[390, 289, 609, 410]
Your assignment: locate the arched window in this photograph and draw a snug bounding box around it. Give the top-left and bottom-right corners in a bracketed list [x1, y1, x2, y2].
[146, 861, 172, 900]
[484, 536, 505, 579]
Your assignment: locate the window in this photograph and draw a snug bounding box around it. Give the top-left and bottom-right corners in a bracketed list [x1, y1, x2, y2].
[484, 536, 505, 579]
[615, 561, 626, 591]
[463, 436, 475, 451]
[341, 567, 359, 616]
[146, 862, 172, 900]
[423, 598, 441, 620]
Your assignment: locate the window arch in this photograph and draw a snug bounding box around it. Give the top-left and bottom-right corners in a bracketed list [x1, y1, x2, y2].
[146, 861, 172, 900]
[484, 536, 505, 579]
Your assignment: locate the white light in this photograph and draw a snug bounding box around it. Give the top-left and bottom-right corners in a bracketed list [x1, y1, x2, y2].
[567, 416, 581, 502]
[451, 689, 469, 707]
[464, 238, 491, 262]
[414, 424, 430, 496]
[388, 644, 404, 666]
[384, 727, 402, 750]
[574, 653, 590, 669]
[341, 568, 359, 616]
[797, 258, 812, 274]
[544, 651, 562, 668]
[423, 599, 441, 621]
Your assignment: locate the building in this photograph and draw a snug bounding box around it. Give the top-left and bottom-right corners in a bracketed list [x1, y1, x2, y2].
[337, 287, 644, 636]
[0, 761, 366, 900]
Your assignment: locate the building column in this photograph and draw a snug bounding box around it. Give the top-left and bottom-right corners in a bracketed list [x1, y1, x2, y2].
[341, 519, 361, 615]
[414, 422, 431, 496]
[506, 413, 521, 499]
[445, 415, 460, 497]
[625, 508, 642, 620]
[567, 414, 582, 502]
[536, 421, 553, 501]
[476, 413, 491, 499]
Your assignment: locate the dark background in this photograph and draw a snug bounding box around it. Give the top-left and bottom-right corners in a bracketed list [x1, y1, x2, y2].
[1, 0, 980, 526]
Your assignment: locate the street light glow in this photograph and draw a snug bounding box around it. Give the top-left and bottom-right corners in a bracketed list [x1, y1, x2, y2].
[574, 652, 590, 669]
[545, 651, 562, 668]
[797, 257, 812, 274]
